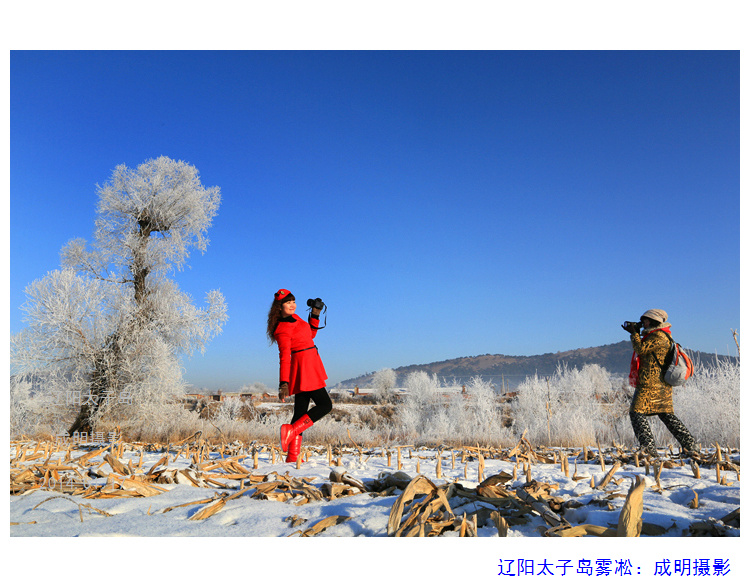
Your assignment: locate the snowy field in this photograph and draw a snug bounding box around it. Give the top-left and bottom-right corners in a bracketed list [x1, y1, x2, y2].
[10, 444, 740, 539]
[10, 440, 740, 537]
[8, 438, 744, 584]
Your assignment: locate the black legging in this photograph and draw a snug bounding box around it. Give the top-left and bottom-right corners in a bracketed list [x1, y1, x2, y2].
[629, 411, 695, 451]
[292, 387, 332, 424]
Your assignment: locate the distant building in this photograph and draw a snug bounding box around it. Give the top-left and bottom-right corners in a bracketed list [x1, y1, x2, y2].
[184, 390, 256, 402]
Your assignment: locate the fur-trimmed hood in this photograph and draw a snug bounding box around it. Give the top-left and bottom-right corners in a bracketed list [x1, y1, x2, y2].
[642, 322, 671, 336]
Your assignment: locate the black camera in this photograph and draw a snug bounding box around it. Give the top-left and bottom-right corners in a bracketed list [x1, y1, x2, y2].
[307, 298, 325, 310]
[623, 321, 642, 331]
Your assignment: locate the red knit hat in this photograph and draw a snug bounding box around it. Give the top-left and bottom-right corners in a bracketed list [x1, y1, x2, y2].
[275, 288, 294, 302]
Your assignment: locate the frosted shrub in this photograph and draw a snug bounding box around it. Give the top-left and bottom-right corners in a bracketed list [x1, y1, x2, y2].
[513, 364, 617, 446]
[452, 376, 511, 446]
[394, 372, 512, 446]
[397, 371, 441, 440]
[673, 357, 740, 447]
[424, 404, 456, 444]
[216, 396, 246, 422]
[512, 358, 740, 449]
[9, 375, 68, 438]
[303, 414, 379, 447]
[238, 409, 286, 442]
[372, 368, 397, 404]
[121, 403, 203, 443]
[196, 396, 252, 440]
[513, 374, 552, 444]
[606, 357, 739, 450]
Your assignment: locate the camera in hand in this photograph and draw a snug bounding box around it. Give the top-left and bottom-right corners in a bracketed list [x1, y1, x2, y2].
[623, 321, 642, 331]
[307, 298, 325, 310]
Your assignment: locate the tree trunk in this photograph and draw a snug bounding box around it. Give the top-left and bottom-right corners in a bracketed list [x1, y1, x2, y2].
[69, 215, 160, 436]
[68, 336, 120, 436]
[68, 403, 95, 436]
[68, 364, 107, 436]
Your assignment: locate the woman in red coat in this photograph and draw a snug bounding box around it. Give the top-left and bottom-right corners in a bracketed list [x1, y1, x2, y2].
[267, 288, 332, 462]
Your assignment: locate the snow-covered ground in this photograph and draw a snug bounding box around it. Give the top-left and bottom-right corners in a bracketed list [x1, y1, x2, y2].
[10, 441, 742, 584]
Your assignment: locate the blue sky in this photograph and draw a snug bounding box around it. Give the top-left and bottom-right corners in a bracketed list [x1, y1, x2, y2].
[9, 50, 740, 390]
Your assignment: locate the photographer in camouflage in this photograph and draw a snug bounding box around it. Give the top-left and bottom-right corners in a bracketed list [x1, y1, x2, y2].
[622, 309, 696, 458]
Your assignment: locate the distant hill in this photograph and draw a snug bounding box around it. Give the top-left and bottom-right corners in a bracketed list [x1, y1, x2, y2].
[337, 340, 737, 389]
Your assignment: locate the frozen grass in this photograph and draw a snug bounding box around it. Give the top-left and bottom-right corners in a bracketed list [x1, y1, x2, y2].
[511, 359, 740, 449]
[673, 356, 740, 447]
[11, 358, 739, 450]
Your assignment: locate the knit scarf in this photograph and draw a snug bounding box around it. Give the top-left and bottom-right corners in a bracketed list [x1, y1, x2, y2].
[628, 326, 672, 386]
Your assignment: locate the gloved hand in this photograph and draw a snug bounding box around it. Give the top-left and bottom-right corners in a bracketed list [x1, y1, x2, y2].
[278, 382, 289, 402]
[622, 321, 641, 334]
[310, 298, 324, 317]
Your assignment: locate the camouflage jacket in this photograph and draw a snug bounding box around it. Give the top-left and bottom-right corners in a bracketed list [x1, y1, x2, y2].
[630, 326, 673, 414]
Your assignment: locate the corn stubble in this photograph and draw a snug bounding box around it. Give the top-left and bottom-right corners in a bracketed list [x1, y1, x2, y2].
[10, 435, 740, 537]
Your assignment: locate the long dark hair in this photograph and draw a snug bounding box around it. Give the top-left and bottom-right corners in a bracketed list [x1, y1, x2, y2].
[266, 294, 295, 344]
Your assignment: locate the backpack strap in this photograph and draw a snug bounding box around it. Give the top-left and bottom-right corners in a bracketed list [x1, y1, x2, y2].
[651, 331, 676, 370]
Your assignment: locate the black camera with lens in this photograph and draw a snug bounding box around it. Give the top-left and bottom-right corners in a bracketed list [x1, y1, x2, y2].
[307, 298, 325, 311]
[622, 321, 642, 332]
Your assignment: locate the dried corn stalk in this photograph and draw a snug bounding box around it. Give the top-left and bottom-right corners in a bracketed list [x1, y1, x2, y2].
[596, 461, 621, 490]
[162, 496, 220, 514]
[490, 511, 509, 537]
[617, 475, 645, 537]
[295, 515, 353, 537]
[73, 447, 108, 467]
[548, 523, 616, 537]
[387, 475, 437, 536]
[515, 486, 570, 528]
[329, 469, 366, 493]
[104, 452, 132, 476]
[117, 477, 167, 497]
[189, 496, 228, 520]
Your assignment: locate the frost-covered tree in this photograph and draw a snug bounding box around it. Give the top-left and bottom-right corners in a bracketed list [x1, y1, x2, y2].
[372, 368, 397, 404]
[397, 371, 440, 438]
[11, 156, 227, 437]
[461, 376, 505, 445]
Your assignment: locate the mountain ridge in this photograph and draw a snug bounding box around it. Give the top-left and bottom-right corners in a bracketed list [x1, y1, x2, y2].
[338, 340, 737, 389]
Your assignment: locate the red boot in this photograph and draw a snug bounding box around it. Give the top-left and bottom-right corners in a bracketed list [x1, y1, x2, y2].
[286, 434, 302, 463]
[280, 414, 313, 451]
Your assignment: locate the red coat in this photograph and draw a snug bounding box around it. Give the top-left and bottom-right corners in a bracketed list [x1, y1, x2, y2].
[275, 313, 327, 395]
